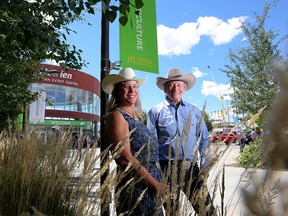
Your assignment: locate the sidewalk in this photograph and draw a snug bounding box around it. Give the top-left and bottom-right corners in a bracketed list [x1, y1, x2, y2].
[208, 144, 288, 216]
[208, 144, 247, 215]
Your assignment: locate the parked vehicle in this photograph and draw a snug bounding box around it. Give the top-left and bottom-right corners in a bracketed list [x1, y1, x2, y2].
[213, 130, 241, 145]
[211, 128, 225, 143]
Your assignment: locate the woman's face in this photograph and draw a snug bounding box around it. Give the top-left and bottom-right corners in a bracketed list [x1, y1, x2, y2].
[164, 80, 187, 104]
[119, 80, 139, 105]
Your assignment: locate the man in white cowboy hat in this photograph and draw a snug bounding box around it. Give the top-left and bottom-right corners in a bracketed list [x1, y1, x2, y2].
[147, 68, 215, 215]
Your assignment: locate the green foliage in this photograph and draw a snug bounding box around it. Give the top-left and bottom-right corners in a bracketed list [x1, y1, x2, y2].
[0, 1, 87, 68]
[220, 1, 288, 120]
[204, 111, 213, 132]
[236, 139, 263, 168]
[0, 0, 89, 132]
[104, 0, 144, 25]
[0, 0, 144, 132]
[0, 62, 40, 132]
[142, 109, 148, 125]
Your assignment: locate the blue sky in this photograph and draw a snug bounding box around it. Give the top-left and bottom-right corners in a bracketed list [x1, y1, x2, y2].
[47, 0, 288, 115]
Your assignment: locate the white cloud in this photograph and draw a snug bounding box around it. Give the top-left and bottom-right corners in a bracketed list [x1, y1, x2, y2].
[197, 16, 247, 45]
[157, 23, 200, 56]
[42, 59, 60, 66]
[157, 16, 248, 56]
[191, 67, 207, 78]
[201, 80, 233, 98]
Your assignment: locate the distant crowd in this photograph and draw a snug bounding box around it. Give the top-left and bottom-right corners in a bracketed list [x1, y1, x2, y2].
[50, 125, 100, 149]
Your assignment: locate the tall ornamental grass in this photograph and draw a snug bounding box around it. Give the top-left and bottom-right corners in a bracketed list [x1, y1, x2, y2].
[0, 61, 287, 216]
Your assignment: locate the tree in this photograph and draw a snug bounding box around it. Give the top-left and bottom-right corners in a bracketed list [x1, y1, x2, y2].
[221, 1, 288, 121]
[204, 111, 213, 132]
[142, 110, 148, 125]
[0, 0, 144, 132]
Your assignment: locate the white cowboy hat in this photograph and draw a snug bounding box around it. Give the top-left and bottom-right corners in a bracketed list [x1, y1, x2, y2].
[156, 68, 196, 90]
[102, 68, 146, 94]
[52, 125, 60, 130]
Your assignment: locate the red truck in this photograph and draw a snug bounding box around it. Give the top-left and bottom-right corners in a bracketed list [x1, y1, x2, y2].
[212, 129, 241, 145]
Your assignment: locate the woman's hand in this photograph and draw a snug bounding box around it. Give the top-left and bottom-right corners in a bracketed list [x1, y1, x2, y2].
[157, 181, 170, 200]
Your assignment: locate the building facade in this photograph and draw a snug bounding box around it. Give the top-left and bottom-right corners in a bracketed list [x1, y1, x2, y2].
[29, 64, 101, 141]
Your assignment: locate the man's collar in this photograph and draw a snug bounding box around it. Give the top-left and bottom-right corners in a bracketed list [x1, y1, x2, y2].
[165, 97, 185, 107]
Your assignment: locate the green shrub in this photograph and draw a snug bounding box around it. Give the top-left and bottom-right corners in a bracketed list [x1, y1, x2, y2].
[236, 139, 263, 168]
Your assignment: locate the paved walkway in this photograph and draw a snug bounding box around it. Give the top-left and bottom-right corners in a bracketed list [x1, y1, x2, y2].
[207, 144, 288, 216]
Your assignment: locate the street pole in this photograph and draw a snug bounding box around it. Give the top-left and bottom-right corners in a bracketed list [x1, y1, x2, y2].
[22, 104, 26, 133]
[227, 101, 230, 124]
[100, 0, 110, 215]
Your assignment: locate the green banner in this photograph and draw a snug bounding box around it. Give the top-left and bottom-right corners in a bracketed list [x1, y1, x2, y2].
[120, 0, 159, 74]
[30, 119, 91, 128]
[17, 113, 23, 131]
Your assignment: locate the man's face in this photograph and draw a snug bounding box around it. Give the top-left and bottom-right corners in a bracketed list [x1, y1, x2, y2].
[164, 80, 187, 104]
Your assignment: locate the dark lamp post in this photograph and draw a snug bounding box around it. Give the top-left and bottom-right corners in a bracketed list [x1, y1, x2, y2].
[100, 1, 110, 215]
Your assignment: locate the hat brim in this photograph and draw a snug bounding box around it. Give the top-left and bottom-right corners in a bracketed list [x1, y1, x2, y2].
[156, 74, 196, 90]
[52, 126, 59, 130]
[102, 74, 146, 94]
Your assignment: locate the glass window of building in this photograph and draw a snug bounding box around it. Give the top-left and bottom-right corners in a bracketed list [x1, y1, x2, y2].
[30, 83, 99, 116]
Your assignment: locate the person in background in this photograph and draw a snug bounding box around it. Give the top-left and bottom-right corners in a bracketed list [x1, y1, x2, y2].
[247, 129, 254, 141]
[102, 67, 168, 216]
[83, 133, 93, 149]
[147, 68, 215, 215]
[251, 128, 259, 139]
[95, 132, 101, 148]
[51, 125, 61, 140]
[72, 134, 80, 149]
[240, 129, 254, 152]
